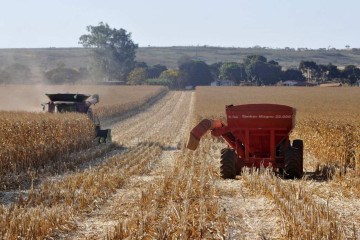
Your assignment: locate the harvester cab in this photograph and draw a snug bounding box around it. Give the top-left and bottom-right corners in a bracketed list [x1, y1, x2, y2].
[187, 104, 303, 179]
[43, 93, 111, 143]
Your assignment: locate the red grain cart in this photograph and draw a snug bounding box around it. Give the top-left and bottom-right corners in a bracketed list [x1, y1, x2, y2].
[187, 104, 303, 179]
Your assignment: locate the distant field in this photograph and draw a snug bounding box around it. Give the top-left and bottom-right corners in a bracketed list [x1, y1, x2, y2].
[195, 86, 360, 120]
[1, 47, 360, 82]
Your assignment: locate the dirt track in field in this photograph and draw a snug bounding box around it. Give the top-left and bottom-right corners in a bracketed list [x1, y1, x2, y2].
[64, 90, 283, 239]
[64, 90, 304, 240]
[61, 91, 359, 239]
[64, 91, 197, 239]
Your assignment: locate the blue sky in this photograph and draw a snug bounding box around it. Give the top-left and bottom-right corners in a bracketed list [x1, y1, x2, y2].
[1, 0, 359, 49]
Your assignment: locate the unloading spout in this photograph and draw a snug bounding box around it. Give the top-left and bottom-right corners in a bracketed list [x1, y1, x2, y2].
[187, 119, 224, 150]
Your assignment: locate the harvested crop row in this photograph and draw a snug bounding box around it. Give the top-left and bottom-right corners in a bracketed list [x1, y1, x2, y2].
[57, 91, 195, 239]
[0, 142, 162, 239]
[204, 138, 358, 238]
[110, 91, 180, 145]
[110, 91, 190, 147]
[107, 99, 227, 239]
[107, 139, 227, 239]
[140, 91, 190, 145]
[242, 170, 349, 239]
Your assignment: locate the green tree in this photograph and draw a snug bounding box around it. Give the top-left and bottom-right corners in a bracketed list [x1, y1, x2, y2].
[147, 64, 167, 78]
[127, 67, 147, 85]
[159, 69, 183, 89]
[219, 62, 246, 83]
[79, 22, 138, 81]
[342, 65, 360, 85]
[159, 69, 180, 81]
[134, 61, 148, 68]
[268, 60, 279, 66]
[299, 61, 320, 82]
[281, 69, 305, 81]
[243, 55, 267, 66]
[318, 64, 329, 82]
[326, 63, 341, 80]
[209, 62, 223, 79]
[243, 55, 282, 85]
[179, 60, 213, 87]
[246, 61, 281, 85]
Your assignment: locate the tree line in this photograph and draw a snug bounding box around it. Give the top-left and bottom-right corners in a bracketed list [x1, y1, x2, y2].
[1, 22, 359, 86]
[124, 54, 360, 88]
[77, 23, 359, 88]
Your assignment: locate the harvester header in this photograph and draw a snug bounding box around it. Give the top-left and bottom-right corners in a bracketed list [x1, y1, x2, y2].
[46, 93, 91, 102]
[43, 93, 110, 143]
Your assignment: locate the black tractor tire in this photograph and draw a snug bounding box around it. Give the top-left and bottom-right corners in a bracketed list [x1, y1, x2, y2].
[292, 140, 303, 174]
[220, 148, 237, 179]
[278, 139, 290, 157]
[292, 139, 304, 161]
[284, 145, 303, 179]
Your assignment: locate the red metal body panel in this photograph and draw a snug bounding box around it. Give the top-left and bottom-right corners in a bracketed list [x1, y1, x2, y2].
[217, 104, 295, 168]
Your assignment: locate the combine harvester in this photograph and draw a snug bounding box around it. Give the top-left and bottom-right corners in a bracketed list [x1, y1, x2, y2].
[187, 104, 303, 179]
[43, 93, 111, 143]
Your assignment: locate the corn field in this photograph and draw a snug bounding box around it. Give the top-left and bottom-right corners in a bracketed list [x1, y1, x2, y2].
[0, 86, 167, 190]
[0, 112, 95, 189]
[0, 86, 359, 239]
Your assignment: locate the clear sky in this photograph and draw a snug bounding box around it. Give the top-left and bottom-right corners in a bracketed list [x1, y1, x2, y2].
[1, 0, 359, 49]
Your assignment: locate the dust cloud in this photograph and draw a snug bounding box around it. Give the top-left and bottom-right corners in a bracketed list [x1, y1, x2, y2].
[0, 84, 101, 112]
[0, 83, 141, 112]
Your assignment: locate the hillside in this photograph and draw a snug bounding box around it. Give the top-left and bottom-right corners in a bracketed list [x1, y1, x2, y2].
[1, 47, 360, 81]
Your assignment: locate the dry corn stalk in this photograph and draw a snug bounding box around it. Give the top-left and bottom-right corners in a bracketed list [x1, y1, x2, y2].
[0, 112, 95, 177]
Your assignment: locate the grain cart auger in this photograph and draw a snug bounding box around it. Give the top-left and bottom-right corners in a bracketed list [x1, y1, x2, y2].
[42, 93, 111, 143]
[187, 104, 303, 179]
